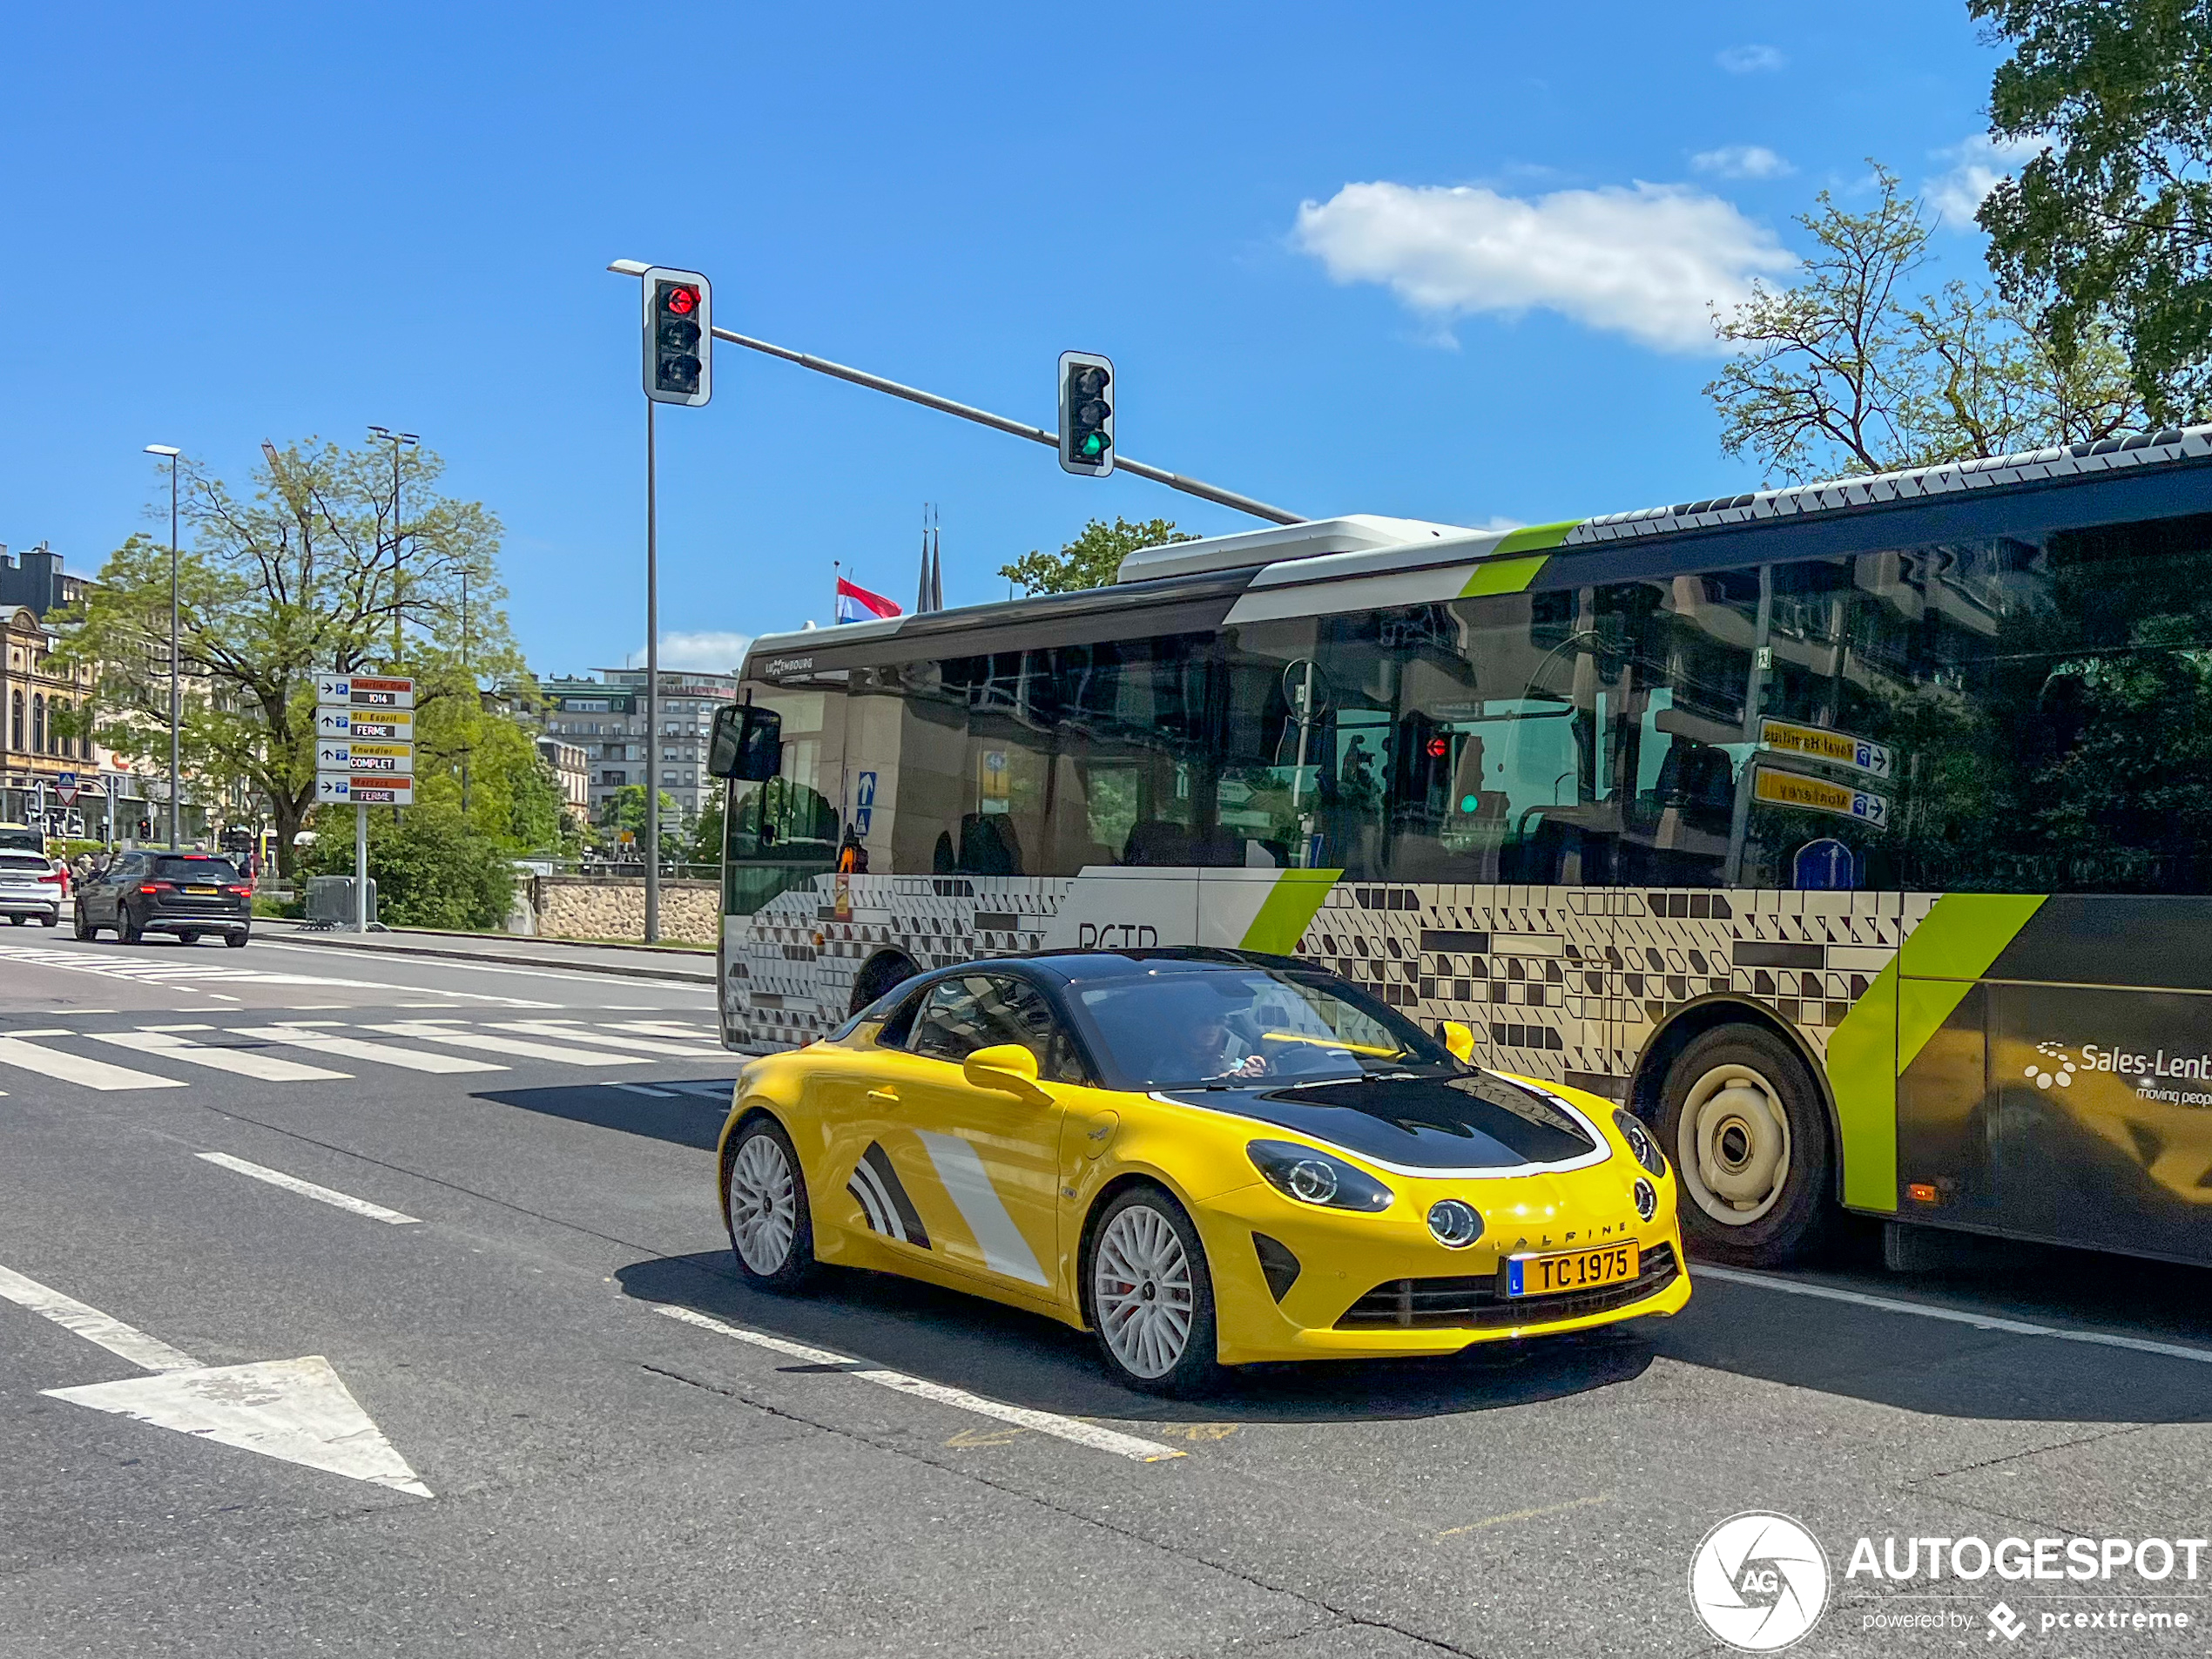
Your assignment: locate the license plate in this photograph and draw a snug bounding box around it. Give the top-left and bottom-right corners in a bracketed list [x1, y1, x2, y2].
[185, 886, 219, 895]
[1506, 1243, 1639, 1298]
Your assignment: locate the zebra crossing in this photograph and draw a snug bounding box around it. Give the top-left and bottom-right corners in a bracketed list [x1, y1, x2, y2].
[0, 1016, 732, 1093]
[0, 941, 556, 1006]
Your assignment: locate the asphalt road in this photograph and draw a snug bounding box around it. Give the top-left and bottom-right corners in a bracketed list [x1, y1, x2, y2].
[3, 928, 2209, 1657]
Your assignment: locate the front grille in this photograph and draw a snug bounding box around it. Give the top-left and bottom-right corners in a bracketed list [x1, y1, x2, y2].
[1335, 1243, 1680, 1331]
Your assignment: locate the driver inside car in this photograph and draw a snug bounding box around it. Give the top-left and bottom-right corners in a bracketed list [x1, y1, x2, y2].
[1173, 1008, 1271, 1082]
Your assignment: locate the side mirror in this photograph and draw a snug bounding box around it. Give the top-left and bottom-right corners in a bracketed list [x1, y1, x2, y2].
[963, 1042, 1048, 1100]
[708, 704, 782, 781]
[1438, 1020, 1477, 1063]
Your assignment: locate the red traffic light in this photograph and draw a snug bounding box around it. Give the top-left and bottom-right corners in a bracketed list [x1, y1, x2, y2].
[664, 285, 698, 316]
[1426, 737, 1449, 759]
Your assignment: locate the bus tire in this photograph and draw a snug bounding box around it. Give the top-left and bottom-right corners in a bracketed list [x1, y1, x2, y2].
[849, 950, 919, 1016]
[1656, 1023, 1836, 1266]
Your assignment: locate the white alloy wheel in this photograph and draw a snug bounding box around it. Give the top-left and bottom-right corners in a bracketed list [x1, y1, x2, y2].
[1676, 1061, 1792, 1227]
[728, 1131, 799, 1275]
[1092, 1203, 1196, 1380]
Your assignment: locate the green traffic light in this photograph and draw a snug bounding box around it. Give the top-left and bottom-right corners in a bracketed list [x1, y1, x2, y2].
[1082, 435, 1103, 456]
[1460, 794, 1480, 813]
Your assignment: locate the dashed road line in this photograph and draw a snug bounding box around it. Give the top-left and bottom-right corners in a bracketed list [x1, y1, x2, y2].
[495, 1021, 723, 1058]
[196, 1152, 421, 1224]
[652, 1304, 1184, 1463]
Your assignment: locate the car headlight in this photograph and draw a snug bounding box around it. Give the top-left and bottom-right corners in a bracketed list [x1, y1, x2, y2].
[1246, 1140, 1393, 1213]
[1614, 1109, 1666, 1177]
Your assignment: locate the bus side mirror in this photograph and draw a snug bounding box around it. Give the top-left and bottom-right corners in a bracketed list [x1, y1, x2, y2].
[1438, 1020, 1477, 1063]
[708, 705, 782, 781]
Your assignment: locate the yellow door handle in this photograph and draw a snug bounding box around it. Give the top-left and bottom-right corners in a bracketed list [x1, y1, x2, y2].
[866, 1089, 900, 1104]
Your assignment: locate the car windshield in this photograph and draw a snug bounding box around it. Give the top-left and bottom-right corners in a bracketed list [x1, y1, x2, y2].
[1076, 964, 1460, 1090]
[154, 857, 241, 882]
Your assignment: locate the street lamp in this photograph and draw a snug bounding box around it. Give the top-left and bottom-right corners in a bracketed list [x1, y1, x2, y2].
[606, 257, 659, 941]
[367, 427, 418, 668]
[145, 444, 181, 850]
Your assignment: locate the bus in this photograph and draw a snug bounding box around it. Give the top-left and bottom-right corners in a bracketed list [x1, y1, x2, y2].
[715, 423, 2212, 1271]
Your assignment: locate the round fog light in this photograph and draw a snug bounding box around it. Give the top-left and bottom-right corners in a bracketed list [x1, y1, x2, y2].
[1427, 1198, 1483, 1248]
[1633, 1178, 1657, 1222]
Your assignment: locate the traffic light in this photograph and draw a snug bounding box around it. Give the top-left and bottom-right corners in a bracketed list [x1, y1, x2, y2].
[643, 267, 712, 407]
[1058, 350, 1114, 477]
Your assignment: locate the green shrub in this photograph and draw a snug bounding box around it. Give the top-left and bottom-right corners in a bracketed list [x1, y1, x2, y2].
[301, 806, 515, 931]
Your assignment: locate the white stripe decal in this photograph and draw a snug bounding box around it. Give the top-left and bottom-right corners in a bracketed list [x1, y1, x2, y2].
[652, 1305, 1182, 1461]
[196, 1153, 421, 1224]
[0, 1264, 200, 1372]
[1696, 1265, 2212, 1366]
[846, 1167, 894, 1238]
[914, 1131, 1049, 1286]
[850, 1160, 907, 1243]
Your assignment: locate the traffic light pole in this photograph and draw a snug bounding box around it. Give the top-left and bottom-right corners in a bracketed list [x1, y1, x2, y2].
[706, 326, 1305, 527]
[644, 397, 660, 945]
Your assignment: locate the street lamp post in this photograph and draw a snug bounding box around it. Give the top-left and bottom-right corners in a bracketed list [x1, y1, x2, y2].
[145, 444, 182, 849]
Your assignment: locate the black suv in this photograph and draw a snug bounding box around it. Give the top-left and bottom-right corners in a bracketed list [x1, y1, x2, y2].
[76, 852, 252, 947]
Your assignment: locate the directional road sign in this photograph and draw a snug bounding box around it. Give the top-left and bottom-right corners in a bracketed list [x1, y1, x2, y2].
[315, 674, 415, 711]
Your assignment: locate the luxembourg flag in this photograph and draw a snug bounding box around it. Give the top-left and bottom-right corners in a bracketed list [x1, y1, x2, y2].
[834, 576, 903, 624]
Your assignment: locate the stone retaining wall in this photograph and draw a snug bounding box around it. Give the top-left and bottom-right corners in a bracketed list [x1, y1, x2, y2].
[530, 875, 720, 947]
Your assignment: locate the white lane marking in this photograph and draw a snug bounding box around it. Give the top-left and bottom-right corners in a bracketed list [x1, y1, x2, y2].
[604, 1082, 677, 1098]
[1697, 1264, 2212, 1366]
[252, 939, 715, 997]
[46, 1356, 432, 1495]
[10, 1028, 73, 1036]
[660, 1080, 735, 1100]
[651, 1305, 1184, 1462]
[492, 1021, 724, 1058]
[229, 1026, 506, 1075]
[0, 1036, 187, 1091]
[91, 1030, 350, 1082]
[604, 1020, 720, 1040]
[914, 1131, 1049, 1286]
[0, 1264, 200, 1372]
[0, 940, 546, 1005]
[196, 1152, 420, 1223]
[361, 1022, 647, 1067]
[138, 1022, 214, 1031]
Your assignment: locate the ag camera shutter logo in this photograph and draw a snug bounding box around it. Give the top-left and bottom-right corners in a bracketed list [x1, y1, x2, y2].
[1689, 1512, 1831, 1650]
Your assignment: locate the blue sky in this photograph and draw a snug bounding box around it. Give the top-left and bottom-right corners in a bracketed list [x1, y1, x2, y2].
[0, 3, 2016, 678]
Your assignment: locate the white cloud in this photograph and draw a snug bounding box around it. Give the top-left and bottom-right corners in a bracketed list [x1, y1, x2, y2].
[1294, 179, 1795, 354]
[628, 631, 754, 673]
[1925, 132, 2047, 228]
[1691, 145, 1794, 181]
[1716, 44, 1785, 73]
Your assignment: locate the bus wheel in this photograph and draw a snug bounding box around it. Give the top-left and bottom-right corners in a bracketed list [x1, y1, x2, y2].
[849, 950, 918, 1016]
[1656, 1024, 1836, 1266]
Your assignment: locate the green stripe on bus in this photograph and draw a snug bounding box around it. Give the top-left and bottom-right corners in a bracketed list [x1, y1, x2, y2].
[1240, 869, 1340, 955]
[1826, 959, 1900, 1211]
[1827, 893, 2047, 1213]
[1456, 521, 1581, 599]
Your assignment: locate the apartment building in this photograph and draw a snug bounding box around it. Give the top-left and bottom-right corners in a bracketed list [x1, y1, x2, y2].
[538, 668, 738, 826]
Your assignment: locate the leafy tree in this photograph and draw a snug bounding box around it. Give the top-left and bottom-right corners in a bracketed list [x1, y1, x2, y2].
[596, 784, 679, 839]
[298, 803, 516, 930]
[687, 791, 725, 867]
[998, 516, 1197, 595]
[1705, 165, 2144, 483]
[1973, 0, 2212, 421]
[56, 438, 516, 876]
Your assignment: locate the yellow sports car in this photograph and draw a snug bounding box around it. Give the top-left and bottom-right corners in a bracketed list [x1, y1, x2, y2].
[718, 948, 1689, 1394]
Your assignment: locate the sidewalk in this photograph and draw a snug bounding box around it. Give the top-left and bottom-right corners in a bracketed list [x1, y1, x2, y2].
[257, 919, 719, 985]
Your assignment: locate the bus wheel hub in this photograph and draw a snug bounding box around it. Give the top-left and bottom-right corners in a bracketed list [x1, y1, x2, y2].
[1682, 1064, 1791, 1224]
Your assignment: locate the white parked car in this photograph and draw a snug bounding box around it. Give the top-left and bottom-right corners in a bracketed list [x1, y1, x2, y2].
[0, 852, 64, 927]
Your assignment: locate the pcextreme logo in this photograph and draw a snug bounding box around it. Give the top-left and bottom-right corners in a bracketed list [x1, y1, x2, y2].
[1688, 1513, 1831, 1651]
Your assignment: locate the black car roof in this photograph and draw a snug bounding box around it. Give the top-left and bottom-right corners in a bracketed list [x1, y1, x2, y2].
[921, 947, 1316, 988]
